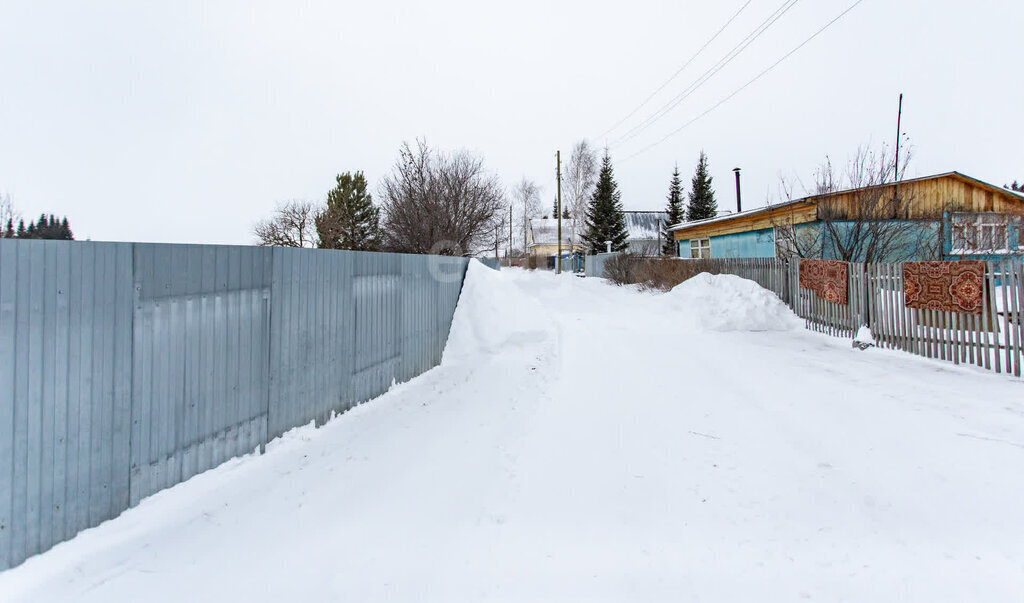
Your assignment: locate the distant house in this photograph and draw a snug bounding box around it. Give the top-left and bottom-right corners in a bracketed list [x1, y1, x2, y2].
[667, 172, 1024, 263]
[528, 218, 583, 261]
[623, 211, 669, 256]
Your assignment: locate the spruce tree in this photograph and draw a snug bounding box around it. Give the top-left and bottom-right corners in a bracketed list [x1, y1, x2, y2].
[661, 165, 686, 255]
[582, 152, 629, 254]
[16, 219, 26, 238]
[552, 197, 559, 219]
[3, 218, 13, 238]
[686, 151, 717, 221]
[315, 171, 381, 251]
[60, 217, 73, 240]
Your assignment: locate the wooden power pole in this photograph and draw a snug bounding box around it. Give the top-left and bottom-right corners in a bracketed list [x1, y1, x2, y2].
[556, 150, 562, 274]
[894, 93, 903, 199]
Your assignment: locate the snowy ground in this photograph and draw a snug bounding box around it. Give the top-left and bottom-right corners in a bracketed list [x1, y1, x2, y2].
[2, 263, 1023, 602]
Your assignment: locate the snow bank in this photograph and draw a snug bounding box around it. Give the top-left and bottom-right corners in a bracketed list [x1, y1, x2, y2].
[663, 272, 801, 332]
[855, 325, 876, 345]
[442, 260, 550, 363]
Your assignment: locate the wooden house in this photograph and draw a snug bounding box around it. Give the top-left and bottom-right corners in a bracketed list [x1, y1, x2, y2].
[668, 172, 1024, 263]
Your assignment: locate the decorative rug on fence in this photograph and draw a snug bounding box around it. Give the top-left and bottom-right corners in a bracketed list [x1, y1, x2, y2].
[903, 261, 985, 314]
[798, 259, 848, 305]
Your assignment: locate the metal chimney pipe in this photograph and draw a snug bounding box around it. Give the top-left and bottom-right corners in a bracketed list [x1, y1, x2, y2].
[733, 167, 742, 213]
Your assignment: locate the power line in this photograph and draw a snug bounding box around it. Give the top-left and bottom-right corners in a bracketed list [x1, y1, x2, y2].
[611, 0, 802, 148]
[620, 0, 868, 163]
[597, 0, 753, 141]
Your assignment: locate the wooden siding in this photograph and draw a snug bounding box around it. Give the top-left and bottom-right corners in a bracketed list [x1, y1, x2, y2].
[673, 173, 1024, 242]
[816, 173, 1022, 219]
[673, 202, 817, 241]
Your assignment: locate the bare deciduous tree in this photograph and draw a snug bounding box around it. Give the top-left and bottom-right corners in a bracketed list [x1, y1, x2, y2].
[772, 143, 940, 263]
[1, 193, 19, 237]
[379, 140, 506, 255]
[563, 140, 598, 248]
[512, 178, 541, 257]
[253, 200, 319, 248]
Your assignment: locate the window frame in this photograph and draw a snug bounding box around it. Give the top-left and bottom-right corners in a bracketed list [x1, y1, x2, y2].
[689, 238, 711, 259]
[951, 213, 1010, 254]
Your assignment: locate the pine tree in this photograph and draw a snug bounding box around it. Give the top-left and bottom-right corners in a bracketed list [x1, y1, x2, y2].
[562, 206, 570, 219]
[686, 151, 717, 221]
[582, 152, 629, 254]
[315, 171, 381, 251]
[60, 217, 73, 240]
[3, 218, 13, 238]
[661, 165, 686, 255]
[16, 219, 26, 238]
[552, 197, 559, 219]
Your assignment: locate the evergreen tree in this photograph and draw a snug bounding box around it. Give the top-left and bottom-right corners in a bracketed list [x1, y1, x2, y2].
[315, 171, 381, 251]
[686, 151, 718, 221]
[3, 218, 13, 238]
[582, 152, 629, 254]
[562, 205, 570, 219]
[661, 165, 686, 255]
[552, 197, 559, 219]
[18, 214, 74, 239]
[60, 217, 73, 240]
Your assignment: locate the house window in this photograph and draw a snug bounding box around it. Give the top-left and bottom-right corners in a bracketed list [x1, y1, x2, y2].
[951, 213, 1010, 253]
[689, 238, 711, 259]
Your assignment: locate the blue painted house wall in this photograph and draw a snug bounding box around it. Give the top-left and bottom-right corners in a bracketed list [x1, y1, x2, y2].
[677, 227, 777, 259]
[709, 229, 775, 259]
[816, 220, 941, 263]
[678, 218, 1024, 265]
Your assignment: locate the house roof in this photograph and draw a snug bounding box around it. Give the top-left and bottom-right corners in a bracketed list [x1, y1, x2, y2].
[528, 218, 577, 247]
[667, 171, 1024, 238]
[666, 198, 806, 233]
[624, 211, 669, 241]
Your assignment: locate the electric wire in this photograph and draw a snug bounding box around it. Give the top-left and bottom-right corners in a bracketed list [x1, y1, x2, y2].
[620, 0, 868, 163]
[611, 0, 802, 148]
[597, 0, 753, 141]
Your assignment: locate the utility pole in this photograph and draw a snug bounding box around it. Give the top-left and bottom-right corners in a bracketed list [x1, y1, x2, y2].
[894, 93, 903, 199]
[556, 150, 562, 274]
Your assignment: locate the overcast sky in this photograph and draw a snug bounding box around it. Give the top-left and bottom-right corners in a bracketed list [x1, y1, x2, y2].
[1, 0, 1021, 244]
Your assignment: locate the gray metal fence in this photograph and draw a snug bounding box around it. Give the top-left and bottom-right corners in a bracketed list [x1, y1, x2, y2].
[0, 240, 468, 570]
[584, 252, 620, 278]
[477, 258, 501, 271]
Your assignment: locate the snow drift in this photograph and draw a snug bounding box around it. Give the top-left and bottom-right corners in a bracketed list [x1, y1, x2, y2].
[442, 260, 550, 363]
[663, 272, 801, 332]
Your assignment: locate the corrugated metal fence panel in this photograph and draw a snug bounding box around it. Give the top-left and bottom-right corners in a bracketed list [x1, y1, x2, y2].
[585, 252, 621, 278]
[129, 244, 272, 505]
[0, 240, 134, 571]
[265, 250, 467, 440]
[477, 258, 500, 271]
[267, 247, 355, 441]
[1, 241, 469, 571]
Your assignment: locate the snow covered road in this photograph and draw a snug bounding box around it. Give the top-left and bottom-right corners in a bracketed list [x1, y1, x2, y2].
[2, 263, 1023, 602]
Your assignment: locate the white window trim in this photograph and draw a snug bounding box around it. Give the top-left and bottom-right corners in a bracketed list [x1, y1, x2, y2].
[688, 238, 711, 259]
[951, 213, 1012, 254]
